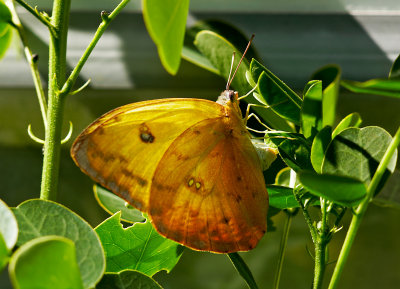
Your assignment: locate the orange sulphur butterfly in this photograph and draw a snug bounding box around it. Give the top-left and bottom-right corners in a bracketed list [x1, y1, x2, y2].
[71, 39, 269, 253]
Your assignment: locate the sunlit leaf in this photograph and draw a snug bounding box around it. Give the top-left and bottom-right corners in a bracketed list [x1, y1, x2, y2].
[310, 65, 341, 126]
[94, 185, 145, 223]
[95, 212, 183, 276]
[298, 171, 367, 207]
[9, 236, 83, 289]
[251, 59, 302, 125]
[322, 127, 398, 194]
[301, 80, 323, 139]
[332, 112, 362, 139]
[143, 0, 189, 74]
[97, 270, 163, 289]
[0, 199, 18, 251]
[183, 20, 259, 75]
[267, 185, 298, 209]
[341, 79, 400, 98]
[12, 199, 105, 289]
[310, 126, 332, 173]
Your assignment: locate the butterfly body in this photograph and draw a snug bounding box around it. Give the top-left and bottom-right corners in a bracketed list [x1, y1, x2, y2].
[71, 90, 268, 253]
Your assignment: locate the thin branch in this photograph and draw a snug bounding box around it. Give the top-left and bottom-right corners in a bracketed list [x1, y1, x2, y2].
[14, 0, 56, 35]
[60, 0, 131, 96]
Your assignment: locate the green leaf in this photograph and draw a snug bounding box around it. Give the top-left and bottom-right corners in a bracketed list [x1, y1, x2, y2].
[251, 59, 302, 125]
[373, 170, 400, 209]
[332, 112, 362, 139]
[0, 199, 18, 251]
[275, 167, 292, 186]
[0, 24, 12, 60]
[142, 0, 189, 75]
[0, 0, 12, 24]
[193, 31, 293, 131]
[389, 53, 400, 80]
[267, 185, 298, 209]
[95, 212, 183, 276]
[298, 171, 367, 207]
[341, 79, 400, 98]
[194, 30, 252, 95]
[9, 236, 83, 289]
[322, 127, 398, 193]
[310, 65, 341, 127]
[0, 233, 8, 271]
[97, 269, 163, 289]
[12, 199, 105, 289]
[267, 132, 312, 172]
[183, 20, 259, 75]
[301, 80, 323, 139]
[228, 253, 259, 289]
[94, 185, 145, 223]
[311, 126, 332, 173]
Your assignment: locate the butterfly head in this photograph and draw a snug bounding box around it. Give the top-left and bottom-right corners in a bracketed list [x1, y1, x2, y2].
[217, 90, 242, 116]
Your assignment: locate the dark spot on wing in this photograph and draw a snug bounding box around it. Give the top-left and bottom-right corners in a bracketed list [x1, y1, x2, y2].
[139, 123, 155, 143]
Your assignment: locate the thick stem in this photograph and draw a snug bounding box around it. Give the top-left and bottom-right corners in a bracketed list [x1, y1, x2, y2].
[40, 0, 71, 200]
[313, 238, 327, 289]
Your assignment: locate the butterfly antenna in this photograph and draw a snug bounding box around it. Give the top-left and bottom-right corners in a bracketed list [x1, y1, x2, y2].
[226, 34, 255, 90]
[226, 52, 236, 90]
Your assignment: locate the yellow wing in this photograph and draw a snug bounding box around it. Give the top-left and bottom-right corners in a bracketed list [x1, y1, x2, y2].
[149, 111, 268, 253]
[71, 98, 225, 212]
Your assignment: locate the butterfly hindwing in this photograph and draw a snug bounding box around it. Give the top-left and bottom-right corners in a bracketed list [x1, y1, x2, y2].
[149, 111, 268, 253]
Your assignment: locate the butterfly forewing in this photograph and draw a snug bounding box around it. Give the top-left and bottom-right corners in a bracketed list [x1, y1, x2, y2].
[71, 99, 224, 212]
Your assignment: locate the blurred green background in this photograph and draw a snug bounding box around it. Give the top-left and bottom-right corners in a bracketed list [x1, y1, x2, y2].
[1, 1, 400, 288]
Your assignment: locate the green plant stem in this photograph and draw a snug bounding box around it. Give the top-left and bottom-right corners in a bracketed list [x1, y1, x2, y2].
[272, 211, 293, 289]
[313, 199, 328, 289]
[40, 0, 71, 200]
[14, 0, 56, 35]
[294, 188, 317, 242]
[60, 0, 131, 95]
[7, 0, 47, 127]
[328, 126, 400, 289]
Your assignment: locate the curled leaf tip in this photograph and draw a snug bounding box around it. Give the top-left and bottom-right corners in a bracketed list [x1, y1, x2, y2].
[27, 124, 45, 144]
[61, 121, 73, 144]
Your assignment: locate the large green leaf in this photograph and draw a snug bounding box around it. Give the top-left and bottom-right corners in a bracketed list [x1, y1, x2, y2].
[12, 199, 105, 289]
[310, 126, 332, 173]
[94, 185, 145, 223]
[298, 171, 367, 207]
[9, 236, 83, 289]
[341, 79, 400, 98]
[0, 199, 18, 251]
[250, 59, 302, 125]
[97, 270, 163, 289]
[182, 20, 259, 75]
[310, 65, 341, 127]
[194, 30, 252, 95]
[95, 212, 183, 276]
[142, 0, 189, 75]
[267, 185, 298, 209]
[322, 127, 398, 192]
[301, 80, 323, 139]
[332, 112, 362, 139]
